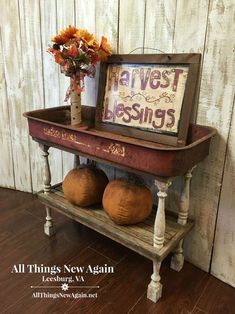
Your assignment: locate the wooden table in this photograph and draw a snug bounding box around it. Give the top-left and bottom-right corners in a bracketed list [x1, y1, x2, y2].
[24, 105, 216, 303]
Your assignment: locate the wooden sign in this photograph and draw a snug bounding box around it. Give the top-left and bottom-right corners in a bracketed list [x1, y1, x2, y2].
[95, 54, 201, 146]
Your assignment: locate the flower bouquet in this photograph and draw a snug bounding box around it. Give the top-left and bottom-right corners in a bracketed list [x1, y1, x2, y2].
[48, 25, 112, 126]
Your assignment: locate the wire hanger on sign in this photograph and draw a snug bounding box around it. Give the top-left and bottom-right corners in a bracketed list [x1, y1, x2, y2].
[128, 47, 166, 54]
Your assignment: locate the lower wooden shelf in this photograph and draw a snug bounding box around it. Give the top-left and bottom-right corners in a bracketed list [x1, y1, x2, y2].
[38, 185, 194, 262]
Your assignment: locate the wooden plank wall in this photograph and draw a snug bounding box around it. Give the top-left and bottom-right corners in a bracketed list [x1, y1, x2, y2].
[0, 0, 234, 285]
[211, 97, 235, 287]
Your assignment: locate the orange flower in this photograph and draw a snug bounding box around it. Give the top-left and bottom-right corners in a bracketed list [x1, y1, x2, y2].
[54, 51, 64, 64]
[52, 25, 78, 45]
[76, 29, 95, 46]
[76, 28, 92, 40]
[98, 36, 112, 61]
[61, 25, 77, 38]
[48, 48, 64, 64]
[52, 34, 69, 45]
[87, 38, 99, 50]
[66, 45, 78, 57]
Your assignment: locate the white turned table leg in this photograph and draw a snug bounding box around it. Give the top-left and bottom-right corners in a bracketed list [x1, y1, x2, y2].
[147, 260, 162, 303]
[39, 144, 51, 193]
[147, 179, 171, 303]
[170, 239, 184, 272]
[44, 206, 55, 236]
[39, 144, 55, 236]
[171, 167, 195, 271]
[153, 180, 171, 249]
[73, 155, 80, 169]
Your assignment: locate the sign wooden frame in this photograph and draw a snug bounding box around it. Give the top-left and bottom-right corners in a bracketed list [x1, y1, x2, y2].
[95, 54, 201, 146]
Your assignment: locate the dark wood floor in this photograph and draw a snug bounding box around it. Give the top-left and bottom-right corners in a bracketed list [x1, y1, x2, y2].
[0, 188, 235, 314]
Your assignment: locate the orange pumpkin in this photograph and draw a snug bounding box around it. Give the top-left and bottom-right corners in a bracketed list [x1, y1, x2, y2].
[62, 166, 109, 207]
[102, 178, 153, 225]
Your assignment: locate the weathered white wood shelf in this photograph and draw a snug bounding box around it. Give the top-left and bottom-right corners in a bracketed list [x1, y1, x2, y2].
[38, 185, 194, 262]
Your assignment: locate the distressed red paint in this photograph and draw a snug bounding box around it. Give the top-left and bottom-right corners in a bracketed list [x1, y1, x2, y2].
[24, 106, 216, 178]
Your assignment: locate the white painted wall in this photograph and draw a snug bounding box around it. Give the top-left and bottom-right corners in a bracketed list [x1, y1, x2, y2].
[0, 0, 234, 287]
